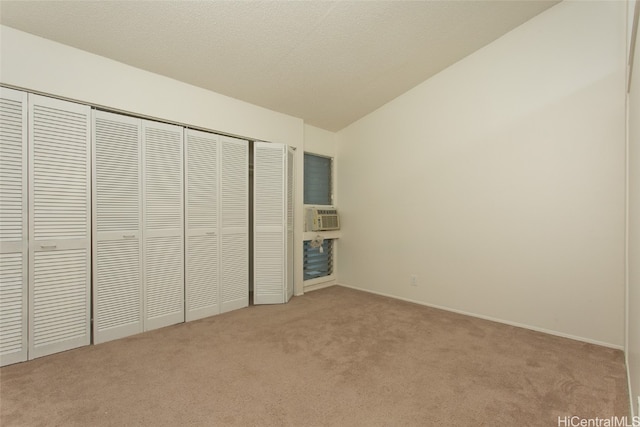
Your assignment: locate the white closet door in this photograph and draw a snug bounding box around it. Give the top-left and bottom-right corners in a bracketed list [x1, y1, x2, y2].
[254, 142, 290, 305]
[0, 88, 28, 366]
[28, 94, 91, 359]
[142, 120, 184, 331]
[220, 136, 248, 313]
[286, 147, 294, 301]
[93, 111, 143, 343]
[185, 129, 219, 321]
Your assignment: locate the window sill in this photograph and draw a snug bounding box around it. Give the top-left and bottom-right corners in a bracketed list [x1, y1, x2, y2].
[303, 230, 341, 241]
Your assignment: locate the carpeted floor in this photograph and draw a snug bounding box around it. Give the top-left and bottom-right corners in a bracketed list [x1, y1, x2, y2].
[0, 286, 629, 426]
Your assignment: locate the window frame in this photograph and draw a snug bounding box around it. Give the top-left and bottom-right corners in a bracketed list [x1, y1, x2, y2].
[303, 151, 337, 286]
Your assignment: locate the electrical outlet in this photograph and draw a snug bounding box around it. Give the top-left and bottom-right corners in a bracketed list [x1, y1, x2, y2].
[410, 275, 417, 286]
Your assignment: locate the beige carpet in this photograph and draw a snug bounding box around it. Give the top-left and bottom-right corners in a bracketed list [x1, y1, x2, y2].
[0, 286, 629, 426]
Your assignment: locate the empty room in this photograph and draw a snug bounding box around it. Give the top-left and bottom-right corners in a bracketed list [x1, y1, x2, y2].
[0, 0, 639, 426]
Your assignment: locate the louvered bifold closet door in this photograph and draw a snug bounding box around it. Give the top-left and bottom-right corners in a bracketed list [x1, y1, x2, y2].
[93, 111, 143, 343]
[28, 94, 91, 359]
[142, 120, 184, 330]
[0, 88, 28, 366]
[185, 129, 219, 321]
[220, 136, 248, 313]
[286, 147, 294, 301]
[254, 142, 287, 305]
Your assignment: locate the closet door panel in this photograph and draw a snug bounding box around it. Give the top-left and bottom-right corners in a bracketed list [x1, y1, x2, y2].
[286, 147, 294, 301]
[28, 94, 91, 359]
[93, 111, 143, 343]
[253, 142, 286, 305]
[186, 234, 218, 320]
[220, 136, 248, 313]
[144, 235, 183, 328]
[142, 120, 184, 330]
[185, 129, 219, 321]
[0, 88, 28, 366]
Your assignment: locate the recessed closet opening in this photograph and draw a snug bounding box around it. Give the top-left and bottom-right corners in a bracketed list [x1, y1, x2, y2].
[0, 87, 295, 366]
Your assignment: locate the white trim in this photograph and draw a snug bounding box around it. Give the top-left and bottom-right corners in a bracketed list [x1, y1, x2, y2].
[337, 283, 624, 350]
[626, 71, 633, 418]
[625, 0, 638, 411]
[303, 230, 341, 241]
[304, 274, 336, 287]
[304, 279, 336, 293]
[628, 0, 639, 93]
[629, 360, 636, 418]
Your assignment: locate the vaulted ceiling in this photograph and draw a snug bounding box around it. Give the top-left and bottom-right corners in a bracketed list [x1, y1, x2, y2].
[0, 1, 559, 131]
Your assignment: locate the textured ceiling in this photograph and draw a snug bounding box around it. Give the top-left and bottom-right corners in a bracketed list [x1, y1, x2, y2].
[0, 1, 559, 131]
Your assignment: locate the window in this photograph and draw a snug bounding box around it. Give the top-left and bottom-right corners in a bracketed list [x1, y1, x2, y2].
[304, 153, 332, 205]
[303, 153, 336, 283]
[303, 239, 333, 280]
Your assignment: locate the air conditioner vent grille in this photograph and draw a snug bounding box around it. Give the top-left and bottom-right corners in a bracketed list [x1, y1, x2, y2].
[306, 208, 340, 231]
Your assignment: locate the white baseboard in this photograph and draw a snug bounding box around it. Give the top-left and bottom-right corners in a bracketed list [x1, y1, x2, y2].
[337, 282, 624, 350]
[304, 280, 336, 293]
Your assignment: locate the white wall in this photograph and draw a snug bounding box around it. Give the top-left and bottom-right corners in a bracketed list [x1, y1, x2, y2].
[304, 124, 338, 160]
[627, 0, 640, 415]
[0, 26, 303, 147]
[337, 0, 627, 347]
[0, 25, 307, 295]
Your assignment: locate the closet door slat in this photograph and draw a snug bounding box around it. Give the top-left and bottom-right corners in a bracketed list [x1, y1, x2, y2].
[0, 87, 28, 366]
[185, 129, 220, 321]
[93, 111, 143, 343]
[28, 94, 91, 359]
[220, 136, 248, 313]
[142, 120, 184, 330]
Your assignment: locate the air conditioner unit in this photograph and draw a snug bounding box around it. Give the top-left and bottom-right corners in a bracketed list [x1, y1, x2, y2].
[306, 208, 340, 231]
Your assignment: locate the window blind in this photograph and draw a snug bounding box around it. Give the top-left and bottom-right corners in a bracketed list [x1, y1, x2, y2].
[303, 239, 333, 280]
[304, 153, 332, 205]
